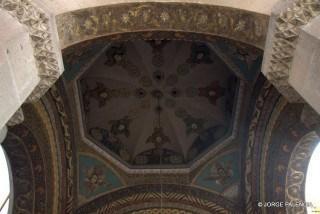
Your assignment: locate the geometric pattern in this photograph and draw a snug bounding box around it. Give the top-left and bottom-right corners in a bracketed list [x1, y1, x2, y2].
[78, 40, 238, 167]
[76, 184, 238, 213]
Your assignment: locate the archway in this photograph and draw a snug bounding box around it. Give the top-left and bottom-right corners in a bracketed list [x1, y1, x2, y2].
[306, 141, 320, 213]
[0, 145, 11, 214]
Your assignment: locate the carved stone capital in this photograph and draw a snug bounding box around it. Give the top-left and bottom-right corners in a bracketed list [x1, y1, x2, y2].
[262, 0, 320, 103]
[0, 0, 64, 102]
[7, 108, 24, 127]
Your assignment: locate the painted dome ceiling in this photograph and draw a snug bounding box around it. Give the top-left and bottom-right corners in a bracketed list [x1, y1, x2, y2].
[76, 39, 240, 167]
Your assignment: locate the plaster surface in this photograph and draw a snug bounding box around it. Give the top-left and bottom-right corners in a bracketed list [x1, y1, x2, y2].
[0, 10, 39, 129]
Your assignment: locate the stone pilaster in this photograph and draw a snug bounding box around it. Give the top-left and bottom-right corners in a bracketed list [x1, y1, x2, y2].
[0, 0, 64, 130]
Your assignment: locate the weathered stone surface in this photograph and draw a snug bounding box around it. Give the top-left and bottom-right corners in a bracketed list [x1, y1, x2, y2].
[1, 0, 64, 102]
[0, 0, 64, 129]
[290, 16, 320, 113]
[56, 3, 269, 49]
[0, 10, 38, 129]
[0, 126, 7, 143]
[262, 0, 320, 103]
[7, 108, 24, 127]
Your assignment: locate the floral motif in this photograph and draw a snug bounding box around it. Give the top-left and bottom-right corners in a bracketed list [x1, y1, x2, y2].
[110, 116, 132, 137]
[183, 116, 206, 135]
[105, 44, 126, 66]
[199, 81, 225, 105]
[198, 14, 208, 25]
[187, 43, 213, 64]
[121, 13, 130, 24]
[57, 3, 269, 52]
[146, 127, 171, 149]
[82, 82, 113, 111]
[104, 44, 142, 77]
[160, 11, 170, 22]
[82, 81, 131, 111]
[76, 39, 238, 167]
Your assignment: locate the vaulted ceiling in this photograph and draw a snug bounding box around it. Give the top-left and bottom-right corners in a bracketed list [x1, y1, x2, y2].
[59, 34, 264, 211]
[77, 40, 238, 166]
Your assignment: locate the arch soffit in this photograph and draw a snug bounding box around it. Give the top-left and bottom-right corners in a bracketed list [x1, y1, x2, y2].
[285, 131, 320, 214]
[76, 184, 239, 213]
[56, 2, 269, 50]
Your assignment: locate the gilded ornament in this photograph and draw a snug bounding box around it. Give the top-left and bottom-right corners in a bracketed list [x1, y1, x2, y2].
[198, 14, 208, 25]
[121, 13, 130, 24]
[160, 11, 170, 22]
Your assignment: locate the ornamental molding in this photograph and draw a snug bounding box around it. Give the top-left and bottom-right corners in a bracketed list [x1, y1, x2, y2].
[285, 131, 319, 214]
[245, 82, 275, 213]
[49, 85, 74, 213]
[262, 0, 320, 102]
[1, 0, 64, 102]
[56, 2, 269, 50]
[76, 184, 238, 213]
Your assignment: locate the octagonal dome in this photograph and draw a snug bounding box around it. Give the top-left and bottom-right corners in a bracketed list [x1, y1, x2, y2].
[77, 40, 239, 167]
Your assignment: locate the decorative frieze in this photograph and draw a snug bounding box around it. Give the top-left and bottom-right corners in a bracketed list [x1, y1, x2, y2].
[56, 3, 269, 50]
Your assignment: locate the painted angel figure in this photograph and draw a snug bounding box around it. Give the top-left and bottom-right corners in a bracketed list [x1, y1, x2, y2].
[205, 161, 233, 185]
[84, 166, 110, 192]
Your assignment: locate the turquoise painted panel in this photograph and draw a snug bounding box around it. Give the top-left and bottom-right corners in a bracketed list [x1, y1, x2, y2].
[78, 154, 123, 199]
[63, 41, 109, 81]
[213, 39, 263, 82]
[194, 151, 240, 193]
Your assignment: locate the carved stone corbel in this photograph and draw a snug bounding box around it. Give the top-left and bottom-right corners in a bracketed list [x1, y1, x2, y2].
[0, 0, 64, 102]
[262, 0, 320, 103]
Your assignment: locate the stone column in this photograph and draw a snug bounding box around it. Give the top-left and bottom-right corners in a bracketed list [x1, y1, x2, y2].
[0, 0, 64, 130]
[0, 10, 38, 130]
[261, 0, 320, 111]
[0, 126, 7, 144]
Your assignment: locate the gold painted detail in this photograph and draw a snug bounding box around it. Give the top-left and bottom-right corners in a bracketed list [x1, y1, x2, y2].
[50, 85, 74, 214]
[245, 82, 273, 213]
[57, 3, 268, 49]
[96, 191, 228, 213]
